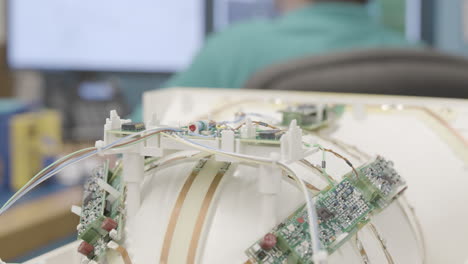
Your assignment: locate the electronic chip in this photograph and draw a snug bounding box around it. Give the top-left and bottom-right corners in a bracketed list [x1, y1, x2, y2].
[83, 192, 93, 206]
[121, 122, 146, 132]
[256, 251, 267, 260]
[257, 130, 282, 140]
[317, 207, 334, 222]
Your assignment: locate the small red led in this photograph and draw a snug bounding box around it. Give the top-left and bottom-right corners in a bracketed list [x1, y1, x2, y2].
[297, 217, 305, 224]
[101, 217, 118, 232]
[78, 241, 94, 257]
[260, 233, 277, 250]
[189, 124, 197, 132]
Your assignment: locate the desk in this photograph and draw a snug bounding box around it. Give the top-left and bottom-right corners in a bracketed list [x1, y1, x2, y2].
[0, 186, 82, 261]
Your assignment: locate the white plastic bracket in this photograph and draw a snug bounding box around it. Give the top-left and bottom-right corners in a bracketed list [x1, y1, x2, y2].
[122, 152, 144, 218]
[257, 153, 282, 228]
[217, 130, 236, 162]
[280, 120, 304, 162]
[240, 118, 256, 139]
[95, 140, 105, 157]
[71, 205, 82, 217]
[97, 178, 120, 201]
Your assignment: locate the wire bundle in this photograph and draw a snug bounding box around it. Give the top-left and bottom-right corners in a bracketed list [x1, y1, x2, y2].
[0, 127, 181, 215]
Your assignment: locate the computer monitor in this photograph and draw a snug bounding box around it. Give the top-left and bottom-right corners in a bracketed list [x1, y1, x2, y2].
[8, 0, 206, 72]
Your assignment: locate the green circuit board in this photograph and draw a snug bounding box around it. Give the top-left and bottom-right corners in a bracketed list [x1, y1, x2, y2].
[246, 156, 406, 264]
[351, 156, 407, 210]
[77, 160, 126, 261]
[246, 179, 372, 264]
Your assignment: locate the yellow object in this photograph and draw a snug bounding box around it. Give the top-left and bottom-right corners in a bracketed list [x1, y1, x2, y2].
[10, 110, 62, 191]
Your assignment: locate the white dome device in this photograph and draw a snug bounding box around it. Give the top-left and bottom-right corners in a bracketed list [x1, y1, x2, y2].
[25, 109, 421, 264]
[6, 88, 468, 264]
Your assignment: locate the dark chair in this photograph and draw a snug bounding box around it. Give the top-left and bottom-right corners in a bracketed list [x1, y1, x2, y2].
[243, 48, 468, 98]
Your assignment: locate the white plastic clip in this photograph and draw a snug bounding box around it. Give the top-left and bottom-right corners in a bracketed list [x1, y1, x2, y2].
[109, 229, 119, 240]
[107, 240, 119, 250]
[257, 152, 282, 228]
[95, 140, 105, 156]
[240, 118, 256, 139]
[71, 205, 82, 217]
[97, 178, 120, 201]
[280, 120, 303, 162]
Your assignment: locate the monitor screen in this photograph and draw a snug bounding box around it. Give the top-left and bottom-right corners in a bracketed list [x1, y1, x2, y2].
[8, 0, 205, 72]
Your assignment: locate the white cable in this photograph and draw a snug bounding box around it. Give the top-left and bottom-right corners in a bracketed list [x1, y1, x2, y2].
[164, 133, 273, 164]
[278, 162, 327, 263]
[0, 127, 181, 215]
[145, 151, 211, 174]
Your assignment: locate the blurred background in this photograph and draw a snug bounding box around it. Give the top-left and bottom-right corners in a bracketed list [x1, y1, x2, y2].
[0, 0, 467, 262]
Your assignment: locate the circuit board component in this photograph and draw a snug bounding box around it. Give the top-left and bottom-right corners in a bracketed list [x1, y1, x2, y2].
[121, 122, 146, 132]
[352, 156, 407, 209]
[77, 161, 126, 262]
[315, 179, 372, 249]
[246, 157, 407, 264]
[246, 179, 372, 264]
[280, 104, 345, 130]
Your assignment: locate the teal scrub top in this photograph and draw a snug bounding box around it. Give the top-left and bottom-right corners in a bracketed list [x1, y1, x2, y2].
[133, 2, 413, 121]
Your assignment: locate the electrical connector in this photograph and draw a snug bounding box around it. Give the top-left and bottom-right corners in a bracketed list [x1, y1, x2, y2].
[109, 229, 119, 240]
[107, 240, 119, 250]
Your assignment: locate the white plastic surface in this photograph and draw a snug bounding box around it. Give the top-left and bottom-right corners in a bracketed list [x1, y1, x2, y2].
[122, 152, 144, 218]
[142, 88, 468, 264]
[26, 88, 468, 264]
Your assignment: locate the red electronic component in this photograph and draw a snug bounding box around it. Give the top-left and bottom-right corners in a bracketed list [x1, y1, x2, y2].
[78, 241, 94, 257]
[189, 124, 197, 132]
[297, 217, 305, 224]
[101, 217, 118, 232]
[260, 233, 277, 250]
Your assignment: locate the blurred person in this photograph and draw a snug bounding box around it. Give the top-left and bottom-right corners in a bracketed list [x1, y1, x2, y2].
[133, 0, 413, 120]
